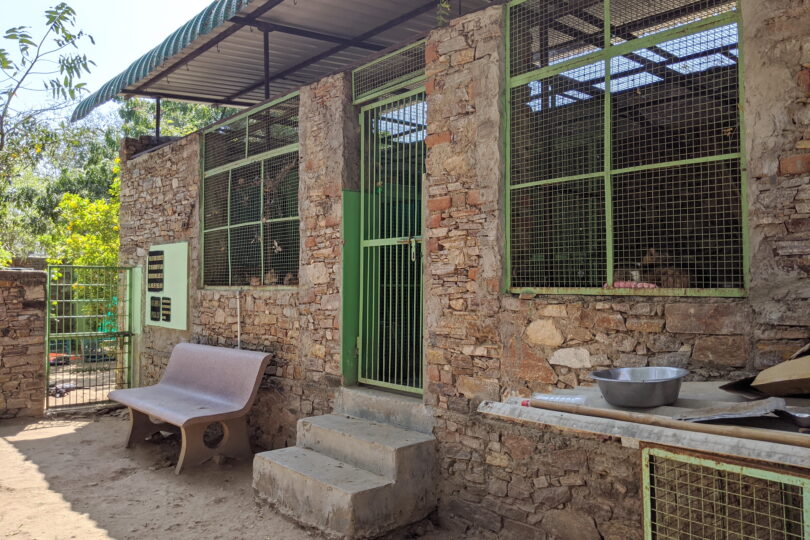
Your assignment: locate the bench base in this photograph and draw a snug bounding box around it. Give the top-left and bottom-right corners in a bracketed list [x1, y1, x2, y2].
[126, 408, 252, 474]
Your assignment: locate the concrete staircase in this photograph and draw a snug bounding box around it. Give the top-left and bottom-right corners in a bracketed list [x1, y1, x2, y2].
[253, 391, 437, 539]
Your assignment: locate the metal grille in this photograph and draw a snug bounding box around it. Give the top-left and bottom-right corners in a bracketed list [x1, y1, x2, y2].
[46, 266, 132, 409]
[202, 91, 300, 287]
[511, 177, 606, 288]
[359, 87, 426, 394]
[353, 40, 426, 103]
[643, 448, 810, 539]
[507, 0, 744, 295]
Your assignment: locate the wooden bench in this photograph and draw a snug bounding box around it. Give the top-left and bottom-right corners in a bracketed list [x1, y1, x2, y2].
[109, 343, 270, 474]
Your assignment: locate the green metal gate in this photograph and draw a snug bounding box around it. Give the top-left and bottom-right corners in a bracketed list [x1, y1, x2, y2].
[46, 265, 133, 409]
[358, 88, 426, 394]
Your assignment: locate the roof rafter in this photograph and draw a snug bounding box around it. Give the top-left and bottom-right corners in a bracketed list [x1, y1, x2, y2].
[229, 16, 386, 52]
[226, 0, 438, 101]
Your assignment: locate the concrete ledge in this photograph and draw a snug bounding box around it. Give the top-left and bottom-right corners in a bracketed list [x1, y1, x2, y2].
[478, 400, 810, 469]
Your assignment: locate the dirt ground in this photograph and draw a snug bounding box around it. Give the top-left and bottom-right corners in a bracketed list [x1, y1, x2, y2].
[0, 413, 464, 540]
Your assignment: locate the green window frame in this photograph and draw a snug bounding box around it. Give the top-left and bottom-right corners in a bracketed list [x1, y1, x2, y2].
[201, 91, 300, 288]
[505, 0, 748, 297]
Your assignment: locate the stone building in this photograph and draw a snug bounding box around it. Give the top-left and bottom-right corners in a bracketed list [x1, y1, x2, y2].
[74, 0, 810, 537]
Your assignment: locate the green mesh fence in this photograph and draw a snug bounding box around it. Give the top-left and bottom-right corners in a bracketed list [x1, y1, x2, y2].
[47, 265, 132, 409]
[643, 448, 809, 539]
[507, 0, 744, 295]
[202, 92, 300, 287]
[352, 40, 426, 104]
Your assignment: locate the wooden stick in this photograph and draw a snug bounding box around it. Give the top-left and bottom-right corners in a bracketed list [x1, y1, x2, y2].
[528, 398, 810, 450]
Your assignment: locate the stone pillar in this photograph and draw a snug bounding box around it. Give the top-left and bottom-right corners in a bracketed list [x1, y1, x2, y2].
[424, 6, 507, 412]
[298, 72, 359, 384]
[0, 269, 46, 418]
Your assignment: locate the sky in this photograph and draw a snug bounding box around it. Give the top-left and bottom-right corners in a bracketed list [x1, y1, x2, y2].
[2, 0, 214, 121]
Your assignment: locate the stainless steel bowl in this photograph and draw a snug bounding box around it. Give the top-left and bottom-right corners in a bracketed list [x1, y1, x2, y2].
[589, 367, 689, 408]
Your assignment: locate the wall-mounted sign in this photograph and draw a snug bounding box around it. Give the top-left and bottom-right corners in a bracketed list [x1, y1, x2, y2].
[145, 242, 187, 330]
[147, 250, 165, 292]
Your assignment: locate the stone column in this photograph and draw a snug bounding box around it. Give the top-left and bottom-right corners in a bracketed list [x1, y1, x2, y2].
[0, 269, 46, 418]
[298, 72, 359, 385]
[423, 6, 507, 412]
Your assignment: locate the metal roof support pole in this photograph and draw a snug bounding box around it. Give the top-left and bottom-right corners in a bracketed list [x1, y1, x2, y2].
[155, 97, 162, 139]
[263, 30, 270, 99]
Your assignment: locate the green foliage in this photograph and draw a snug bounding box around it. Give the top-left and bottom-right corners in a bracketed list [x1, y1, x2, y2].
[0, 3, 95, 186]
[436, 0, 452, 27]
[41, 168, 121, 267]
[118, 98, 236, 138]
[0, 118, 118, 263]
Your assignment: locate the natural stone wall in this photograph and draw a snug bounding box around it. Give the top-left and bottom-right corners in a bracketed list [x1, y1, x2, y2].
[119, 73, 357, 450]
[436, 413, 642, 540]
[0, 269, 46, 419]
[422, 1, 810, 533]
[119, 134, 200, 385]
[423, 1, 810, 403]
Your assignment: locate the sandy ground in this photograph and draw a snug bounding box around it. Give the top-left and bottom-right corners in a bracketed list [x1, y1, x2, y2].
[0, 413, 463, 540]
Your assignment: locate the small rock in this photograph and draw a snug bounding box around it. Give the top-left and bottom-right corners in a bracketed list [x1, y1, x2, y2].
[525, 319, 564, 347]
[549, 348, 591, 368]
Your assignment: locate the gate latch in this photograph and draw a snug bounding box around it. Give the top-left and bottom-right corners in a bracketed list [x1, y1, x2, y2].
[398, 237, 418, 262]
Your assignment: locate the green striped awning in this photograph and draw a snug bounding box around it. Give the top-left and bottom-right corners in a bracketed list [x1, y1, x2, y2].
[71, 0, 254, 121]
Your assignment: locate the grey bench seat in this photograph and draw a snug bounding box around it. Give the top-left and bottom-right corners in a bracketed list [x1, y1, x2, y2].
[109, 343, 270, 474]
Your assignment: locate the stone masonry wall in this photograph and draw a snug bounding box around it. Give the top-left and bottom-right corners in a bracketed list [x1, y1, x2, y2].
[422, 1, 810, 535]
[119, 73, 357, 450]
[0, 269, 46, 419]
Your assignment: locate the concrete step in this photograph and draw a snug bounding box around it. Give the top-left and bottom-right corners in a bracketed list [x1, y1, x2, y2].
[297, 414, 435, 480]
[254, 413, 439, 539]
[253, 447, 400, 539]
[334, 386, 434, 434]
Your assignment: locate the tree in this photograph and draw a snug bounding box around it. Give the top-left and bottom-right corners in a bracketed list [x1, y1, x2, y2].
[0, 3, 94, 186]
[40, 168, 121, 267]
[118, 97, 236, 138]
[0, 117, 118, 264]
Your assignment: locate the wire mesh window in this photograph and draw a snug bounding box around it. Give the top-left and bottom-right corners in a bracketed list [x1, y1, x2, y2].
[352, 40, 426, 103]
[202, 92, 300, 287]
[507, 0, 744, 295]
[643, 448, 809, 539]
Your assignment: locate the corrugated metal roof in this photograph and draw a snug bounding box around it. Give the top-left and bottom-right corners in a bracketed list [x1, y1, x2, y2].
[72, 0, 494, 121]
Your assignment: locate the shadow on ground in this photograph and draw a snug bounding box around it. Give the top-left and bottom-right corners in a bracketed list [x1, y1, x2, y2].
[0, 414, 466, 540]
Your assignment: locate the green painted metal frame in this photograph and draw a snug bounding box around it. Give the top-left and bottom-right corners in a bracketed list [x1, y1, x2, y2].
[503, 1, 748, 297]
[356, 76, 426, 395]
[200, 90, 300, 289]
[642, 447, 810, 539]
[341, 189, 361, 386]
[45, 265, 134, 408]
[352, 39, 427, 105]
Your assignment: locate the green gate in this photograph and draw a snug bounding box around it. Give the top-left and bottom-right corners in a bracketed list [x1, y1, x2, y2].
[358, 88, 426, 394]
[46, 265, 133, 409]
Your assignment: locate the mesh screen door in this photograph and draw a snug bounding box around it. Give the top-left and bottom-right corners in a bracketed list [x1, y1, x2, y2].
[358, 88, 426, 394]
[46, 265, 132, 409]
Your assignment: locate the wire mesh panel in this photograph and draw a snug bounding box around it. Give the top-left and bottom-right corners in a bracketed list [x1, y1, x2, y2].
[247, 95, 300, 157]
[359, 87, 426, 394]
[353, 40, 426, 103]
[47, 266, 132, 409]
[511, 177, 606, 288]
[506, 0, 743, 295]
[202, 91, 300, 287]
[643, 448, 810, 540]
